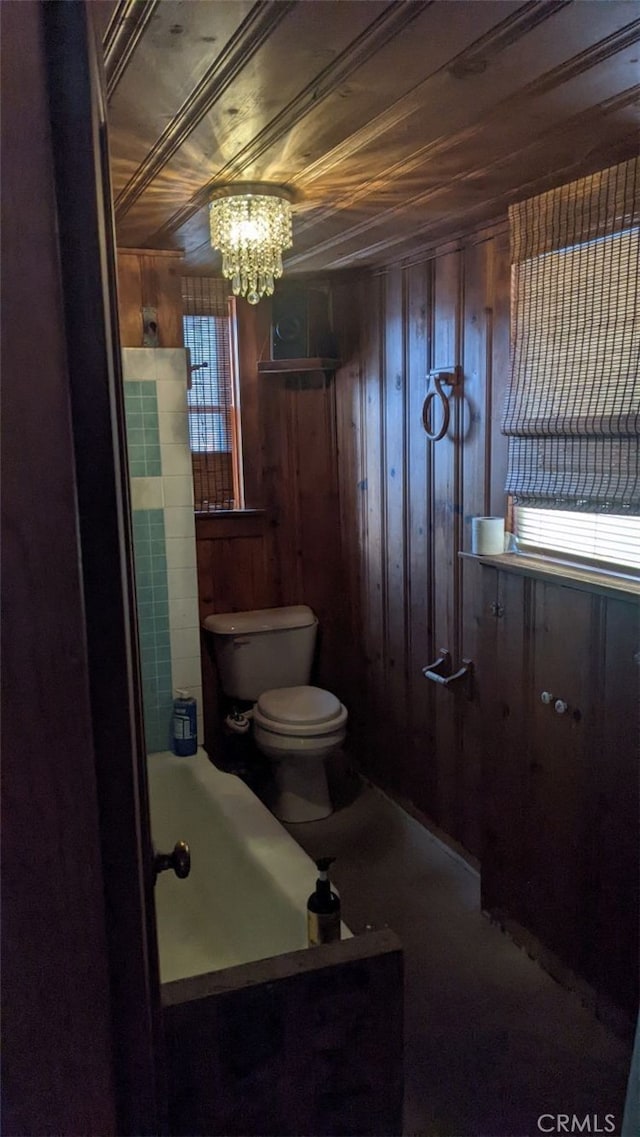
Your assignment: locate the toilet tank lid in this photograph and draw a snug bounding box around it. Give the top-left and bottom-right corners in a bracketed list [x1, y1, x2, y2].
[204, 605, 316, 636]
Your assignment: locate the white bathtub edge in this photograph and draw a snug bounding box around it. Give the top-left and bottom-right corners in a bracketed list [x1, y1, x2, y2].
[148, 749, 352, 939]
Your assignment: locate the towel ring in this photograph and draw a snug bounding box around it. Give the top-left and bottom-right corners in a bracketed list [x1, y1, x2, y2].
[421, 368, 461, 441]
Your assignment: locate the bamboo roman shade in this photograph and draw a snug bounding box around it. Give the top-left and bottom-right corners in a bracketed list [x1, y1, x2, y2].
[502, 157, 639, 513]
[182, 275, 229, 318]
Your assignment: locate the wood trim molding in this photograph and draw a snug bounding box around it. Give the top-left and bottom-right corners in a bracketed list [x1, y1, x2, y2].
[304, 10, 639, 202]
[447, 0, 571, 73]
[295, 0, 572, 200]
[530, 15, 640, 97]
[117, 246, 184, 258]
[103, 0, 159, 99]
[114, 1, 296, 218]
[1, 4, 118, 1129]
[292, 95, 639, 273]
[45, 6, 165, 1129]
[147, 0, 431, 243]
[284, 18, 640, 266]
[161, 928, 402, 1007]
[461, 552, 640, 601]
[159, 0, 577, 246]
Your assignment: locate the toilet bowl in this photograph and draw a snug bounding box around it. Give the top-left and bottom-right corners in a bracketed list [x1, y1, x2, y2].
[204, 606, 349, 823]
[253, 685, 347, 823]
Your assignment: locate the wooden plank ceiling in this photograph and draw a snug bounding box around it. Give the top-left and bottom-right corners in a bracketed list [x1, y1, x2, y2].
[101, 0, 640, 275]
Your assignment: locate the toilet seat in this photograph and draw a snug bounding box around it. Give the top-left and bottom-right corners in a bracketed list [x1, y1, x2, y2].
[254, 685, 347, 739]
[253, 684, 348, 822]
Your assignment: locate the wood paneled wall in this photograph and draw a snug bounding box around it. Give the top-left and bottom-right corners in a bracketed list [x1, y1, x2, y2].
[196, 321, 352, 754]
[194, 227, 513, 845]
[163, 930, 403, 1137]
[478, 568, 639, 1023]
[328, 233, 637, 1022]
[330, 224, 512, 859]
[117, 248, 183, 347]
[2, 4, 118, 1129]
[135, 230, 636, 1023]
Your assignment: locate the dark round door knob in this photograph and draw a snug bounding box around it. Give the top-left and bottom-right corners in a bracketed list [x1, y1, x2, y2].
[153, 840, 191, 883]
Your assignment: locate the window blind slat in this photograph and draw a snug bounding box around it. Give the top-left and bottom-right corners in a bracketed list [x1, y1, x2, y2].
[503, 157, 640, 515]
[181, 276, 236, 511]
[516, 506, 640, 572]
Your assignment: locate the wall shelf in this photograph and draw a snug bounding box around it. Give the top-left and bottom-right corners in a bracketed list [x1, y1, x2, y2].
[257, 357, 340, 375]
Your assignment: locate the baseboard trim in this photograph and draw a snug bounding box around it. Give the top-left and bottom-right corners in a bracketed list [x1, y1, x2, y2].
[484, 907, 635, 1042]
[358, 774, 480, 875]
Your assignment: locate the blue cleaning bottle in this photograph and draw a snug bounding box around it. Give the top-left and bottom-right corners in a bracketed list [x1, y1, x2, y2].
[172, 689, 197, 756]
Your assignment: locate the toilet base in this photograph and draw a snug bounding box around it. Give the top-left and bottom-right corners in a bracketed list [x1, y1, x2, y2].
[270, 754, 333, 823]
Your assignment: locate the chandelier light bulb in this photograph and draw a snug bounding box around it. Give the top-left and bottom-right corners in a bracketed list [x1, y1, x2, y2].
[209, 190, 293, 305]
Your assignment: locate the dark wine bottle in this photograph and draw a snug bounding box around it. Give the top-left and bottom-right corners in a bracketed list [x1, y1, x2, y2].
[307, 857, 341, 946]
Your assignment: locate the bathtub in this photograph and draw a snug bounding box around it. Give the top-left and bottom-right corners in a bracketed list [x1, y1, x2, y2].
[148, 749, 349, 983]
[150, 750, 403, 1136]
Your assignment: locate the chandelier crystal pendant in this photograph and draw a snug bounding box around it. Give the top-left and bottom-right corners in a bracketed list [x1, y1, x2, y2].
[208, 187, 293, 305]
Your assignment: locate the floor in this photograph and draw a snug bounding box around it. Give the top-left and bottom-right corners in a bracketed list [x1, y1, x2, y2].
[284, 779, 633, 1137]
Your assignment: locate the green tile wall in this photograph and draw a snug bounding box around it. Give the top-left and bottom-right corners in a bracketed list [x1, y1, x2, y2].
[132, 509, 173, 753]
[124, 381, 161, 477]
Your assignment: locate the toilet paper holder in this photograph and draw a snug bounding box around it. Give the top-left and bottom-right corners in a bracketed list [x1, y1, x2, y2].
[422, 649, 473, 689]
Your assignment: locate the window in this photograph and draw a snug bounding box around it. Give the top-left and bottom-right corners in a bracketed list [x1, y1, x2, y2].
[502, 157, 639, 573]
[183, 314, 232, 453]
[181, 277, 244, 511]
[515, 506, 640, 573]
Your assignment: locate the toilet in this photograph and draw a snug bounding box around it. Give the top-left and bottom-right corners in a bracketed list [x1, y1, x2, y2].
[203, 605, 347, 823]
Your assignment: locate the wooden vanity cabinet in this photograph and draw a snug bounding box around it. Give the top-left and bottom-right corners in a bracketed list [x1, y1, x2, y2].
[478, 567, 639, 1024]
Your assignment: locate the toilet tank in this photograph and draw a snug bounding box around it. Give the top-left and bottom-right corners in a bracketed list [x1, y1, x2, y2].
[203, 605, 318, 702]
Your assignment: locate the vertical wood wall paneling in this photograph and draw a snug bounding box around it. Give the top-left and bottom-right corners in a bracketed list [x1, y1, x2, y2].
[383, 267, 410, 792]
[127, 221, 637, 1021]
[589, 596, 640, 1016]
[327, 229, 511, 856]
[196, 512, 280, 755]
[480, 571, 638, 1022]
[116, 249, 184, 347]
[361, 274, 388, 783]
[333, 278, 368, 734]
[260, 371, 303, 603]
[286, 380, 305, 603]
[529, 583, 593, 969]
[480, 568, 534, 920]
[2, 4, 117, 1125]
[291, 370, 344, 696]
[431, 250, 463, 838]
[488, 231, 511, 514]
[460, 237, 493, 855]
[236, 296, 271, 508]
[117, 252, 143, 345]
[405, 261, 434, 808]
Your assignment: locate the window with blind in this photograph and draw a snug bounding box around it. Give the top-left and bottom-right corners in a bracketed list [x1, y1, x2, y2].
[503, 156, 639, 573]
[515, 507, 640, 572]
[182, 277, 244, 511]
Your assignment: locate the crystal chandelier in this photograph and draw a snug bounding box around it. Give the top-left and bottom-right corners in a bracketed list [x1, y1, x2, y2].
[208, 186, 293, 305]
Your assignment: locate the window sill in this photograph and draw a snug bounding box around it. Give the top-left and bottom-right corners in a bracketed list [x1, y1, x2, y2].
[459, 551, 640, 601]
[194, 508, 265, 519]
[195, 510, 267, 539]
[256, 358, 340, 375]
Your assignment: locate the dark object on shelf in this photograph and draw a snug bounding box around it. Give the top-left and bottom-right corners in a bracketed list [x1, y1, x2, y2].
[271, 284, 338, 359]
